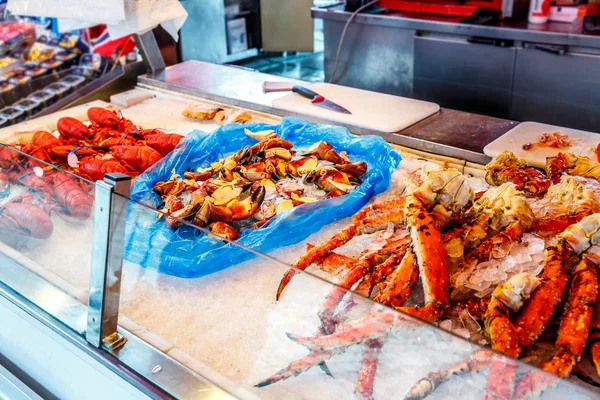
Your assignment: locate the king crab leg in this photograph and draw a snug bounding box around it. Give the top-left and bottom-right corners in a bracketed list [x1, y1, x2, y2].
[404, 349, 493, 400]
[513, 256, 599, 399]
[276, 197, 407, 300]
[355, 339, 384, 400]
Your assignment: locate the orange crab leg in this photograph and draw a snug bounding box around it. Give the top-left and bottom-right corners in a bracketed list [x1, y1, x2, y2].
[516, 244, 571, 348]
[543, 257, 598, 377]
[590, 278, 600, 377]
[355, 339, 384, 400]
[513, 258, 599, 399]
[398, 194, 450, 321]
[405, 349, 493, 400]
[375, 250, 419, 308]
[276, 204, 406, 300]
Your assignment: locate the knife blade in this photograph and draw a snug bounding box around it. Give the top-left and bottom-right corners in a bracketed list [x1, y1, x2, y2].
[292, 85, 352, 115]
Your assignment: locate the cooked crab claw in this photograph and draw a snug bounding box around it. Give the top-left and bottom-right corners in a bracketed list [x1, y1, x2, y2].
[237, 146, 253, 165]
[336, 161, 367, 177]
[287, 157, 319, 177]
[209, 185, 266, 222]
[244, 128, 277, 141]
[209, 221, 239, 240]
[305, 141, 349, 164]
[251, 137, 293, 154]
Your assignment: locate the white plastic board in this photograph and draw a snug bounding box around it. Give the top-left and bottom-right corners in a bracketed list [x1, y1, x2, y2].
[484, 121, 600, 168]
[271, 83, 439, 133]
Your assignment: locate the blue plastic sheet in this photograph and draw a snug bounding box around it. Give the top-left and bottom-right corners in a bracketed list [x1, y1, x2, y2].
[124, 117, 401, 278]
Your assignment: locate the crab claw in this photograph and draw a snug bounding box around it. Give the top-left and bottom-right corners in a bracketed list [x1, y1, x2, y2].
[210, 185, 265, 222]
[237, 146, 254, 165]
[251, 138, 293, 154]
[193, 200, 211, 227]
[209, 221, 239, 240]
[266, 157, 288, 180]
[561, 213, 600, 259]
[305, 141, 349, 164]
[336, 161, 367, 177]
[183, 168, 213, 181]
[154, 177, 187, 197]
[287, 157, 319, 177]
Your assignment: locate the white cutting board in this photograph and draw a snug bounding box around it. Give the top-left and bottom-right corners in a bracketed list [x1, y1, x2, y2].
[484, 122, 600, 168]
[271, 83, 439, 133]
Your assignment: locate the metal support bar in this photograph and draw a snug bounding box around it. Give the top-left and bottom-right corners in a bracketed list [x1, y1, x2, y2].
[134, 30, 167, 73]
[87, 173, 131, 350]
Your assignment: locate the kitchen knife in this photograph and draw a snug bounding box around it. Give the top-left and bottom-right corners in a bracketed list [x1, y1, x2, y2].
[292, 85, 352, 115]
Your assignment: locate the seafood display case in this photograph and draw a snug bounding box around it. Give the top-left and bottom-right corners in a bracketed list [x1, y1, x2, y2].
[0, 60, 600, 400]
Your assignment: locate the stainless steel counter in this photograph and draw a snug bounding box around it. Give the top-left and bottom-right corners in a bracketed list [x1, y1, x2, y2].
[138, 60, 517, 164]
[313, 6, 600, 131]
[312, 7, 600, 48]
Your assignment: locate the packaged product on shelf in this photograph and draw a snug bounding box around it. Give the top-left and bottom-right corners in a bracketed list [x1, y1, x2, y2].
[0, 106, 25, 125]
[13, 98, 42, 116]
[59, 74, 86, 90]
[23, 64, 47, 78]
[40, 57, 65, 72]
[29, 88, 57, 107]
[58, 33, 88, 55]
[46, 82, 71, 98]
[7, 73, 30, 85]
[54, 51, 78, 68]
[0, 81, 15, 93]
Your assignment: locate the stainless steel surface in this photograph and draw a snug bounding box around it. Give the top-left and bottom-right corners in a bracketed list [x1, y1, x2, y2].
[313, 7, 600, 48]
[138, 61, 515, 164]
[0, 247, 235, 400]
[179, 0, 227, 64]
[316, 6, 600, 127]
[87, 174, 130, 350]
[179, 0, 260, 64]
[261, 0, 314, 52]
[323, 18, 414, 96]
[0, 363, 43, 400]
[413, 34, 516, 118]
[511, 44, 600, 132]
[135, 31, 167, 73]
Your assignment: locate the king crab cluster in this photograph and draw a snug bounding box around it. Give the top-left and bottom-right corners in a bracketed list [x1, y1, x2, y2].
[257, 150, 600, 399]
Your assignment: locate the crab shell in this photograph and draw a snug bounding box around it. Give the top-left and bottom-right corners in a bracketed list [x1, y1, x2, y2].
[561, 213, 600, 259]
[473, 183, 534, 231]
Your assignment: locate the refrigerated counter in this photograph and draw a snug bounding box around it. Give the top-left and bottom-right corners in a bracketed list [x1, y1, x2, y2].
[0, 60, 597, 400]
[313, 5, 600, 132]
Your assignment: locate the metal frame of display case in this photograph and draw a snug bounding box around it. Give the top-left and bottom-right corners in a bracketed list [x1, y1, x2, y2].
[0, 168, 233, 399]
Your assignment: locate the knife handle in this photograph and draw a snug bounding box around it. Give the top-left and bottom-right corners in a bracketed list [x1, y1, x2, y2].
[292, 85, 319, 100]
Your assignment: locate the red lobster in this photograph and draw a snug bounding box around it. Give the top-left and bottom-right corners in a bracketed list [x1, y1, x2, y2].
[144, 132, 184, 156]
[0, 193, 53, 239]
[0, 144, 26, 171]
[57, 117, 90, 141]
[87, 107, 137, 134]
[51, 171, 93, 220]
[77, 155, 130, 181]
[110, 145, 162, 172]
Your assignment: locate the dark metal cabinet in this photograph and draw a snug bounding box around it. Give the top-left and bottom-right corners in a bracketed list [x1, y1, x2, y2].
[323, 20, 415, 96]
[511, 45, 600, 131]
[413, 35, 517, 118]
